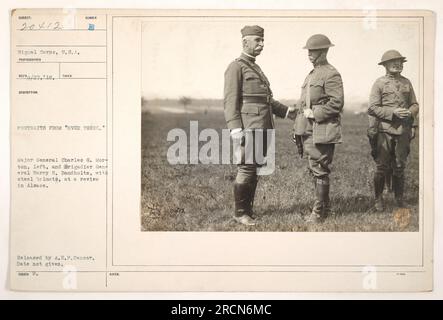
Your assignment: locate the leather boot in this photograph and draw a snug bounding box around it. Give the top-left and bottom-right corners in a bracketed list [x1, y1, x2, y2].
[247, 179, 258, 219]
[322, 178, 331, 216]
[233, 183, 255, 225]
[306, 177, 329, 223]
[374, 172, 385, 212]
[392, 175, 405, 207]
[385, 169, 393, 193]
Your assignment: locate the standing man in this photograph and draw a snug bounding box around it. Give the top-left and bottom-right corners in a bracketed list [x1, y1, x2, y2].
[224, 25, 295, 226]
[368, 50, 419, 211]
[292, 34, 344, 223]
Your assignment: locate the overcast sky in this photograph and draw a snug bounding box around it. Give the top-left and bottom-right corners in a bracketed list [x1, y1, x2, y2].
[141, 18, 421, 109]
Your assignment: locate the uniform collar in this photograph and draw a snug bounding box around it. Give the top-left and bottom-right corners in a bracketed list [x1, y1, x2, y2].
[386, 72, 401, 79]
[313, 58, 328, 68]
[241, 52, 256, 62]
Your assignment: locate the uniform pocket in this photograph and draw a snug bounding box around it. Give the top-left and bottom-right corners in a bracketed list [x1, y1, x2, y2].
[245, 75, 259, 81]
[243, 72, 266, 94]
[313, 119, 342, 144]
[244, 71, 260, 81]
[241, 104, 267, 129]
[241, 105, 260, 115]
[309, 79, 325, 104]
[310, 79, 325, 87]
[382, 85, 396, 97]
[400, 84, 410, 99]
[326, 121, 342, 143]
[313, 122, 327, 144]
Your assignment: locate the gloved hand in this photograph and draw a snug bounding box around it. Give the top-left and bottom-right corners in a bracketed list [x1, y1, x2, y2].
[288, 105, 297, 112]
[393, 108, 411, 120]
[287, 106, 297, 120]
[303, 108, 314, 119]
[231, 129, 244, 140]
[230, 128, 245, 146]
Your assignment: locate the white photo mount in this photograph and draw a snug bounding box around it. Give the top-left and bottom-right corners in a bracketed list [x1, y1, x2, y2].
[9, 9, 434, 292]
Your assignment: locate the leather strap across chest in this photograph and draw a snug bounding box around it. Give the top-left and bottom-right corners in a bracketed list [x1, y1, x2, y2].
[235, 57, 271, 88]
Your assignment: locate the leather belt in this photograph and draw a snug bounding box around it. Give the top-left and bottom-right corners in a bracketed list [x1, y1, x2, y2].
[242, 95, 270, 104]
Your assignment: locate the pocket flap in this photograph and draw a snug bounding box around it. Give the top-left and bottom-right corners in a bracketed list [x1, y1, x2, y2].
[241, 105, 260, 115]
[310, 79, 325, 87]
[400, 84, 410, 93]
[244, 71, 260, 81]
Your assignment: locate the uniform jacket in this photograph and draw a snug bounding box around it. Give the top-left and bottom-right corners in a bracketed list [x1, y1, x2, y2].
[368, 74, 419, 136]
[223, 53, 288, 130]
[294, 59, 344, 144]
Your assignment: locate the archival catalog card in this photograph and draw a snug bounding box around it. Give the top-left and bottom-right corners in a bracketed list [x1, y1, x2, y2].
[9, 9, 435, 292]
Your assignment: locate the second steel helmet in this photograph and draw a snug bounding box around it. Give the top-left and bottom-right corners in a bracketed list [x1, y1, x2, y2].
[378, 50, 407, 65]
[303, 34, 335, 50]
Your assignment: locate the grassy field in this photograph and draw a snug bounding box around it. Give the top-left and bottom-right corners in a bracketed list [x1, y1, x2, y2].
[141, 106, 419, 232]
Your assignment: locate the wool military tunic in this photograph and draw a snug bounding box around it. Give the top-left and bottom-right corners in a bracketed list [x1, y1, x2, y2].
[295, 60, 344, 144]
[224, 53, 288, 131]
[368, 73, 419, 177]
[293, 59, 344, 178]
[368, 74, 419, 136]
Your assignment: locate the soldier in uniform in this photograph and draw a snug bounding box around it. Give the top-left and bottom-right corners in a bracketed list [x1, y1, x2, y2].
[224, 25, 295, 226]
[368, 50, 419, 211]
[292, 34, 344, 223]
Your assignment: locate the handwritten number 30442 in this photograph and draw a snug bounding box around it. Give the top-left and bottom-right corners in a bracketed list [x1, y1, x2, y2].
[20, 22, 62, 30]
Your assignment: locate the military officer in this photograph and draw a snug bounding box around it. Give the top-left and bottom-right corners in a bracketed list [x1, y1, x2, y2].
[224, 25, 295, 226]
[368, 50, 419, 211]
[292, 34, 344, 223]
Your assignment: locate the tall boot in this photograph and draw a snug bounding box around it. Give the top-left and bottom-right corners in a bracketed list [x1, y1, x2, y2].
[322, 177, 331, 216]
[233, 182, 255, 225]
[374, 172, 385, 212]
[392, 175, 405, 207]
[385, 169, 393, 193]
[247, 179, 258, 219]
[306, 177, 329, 223]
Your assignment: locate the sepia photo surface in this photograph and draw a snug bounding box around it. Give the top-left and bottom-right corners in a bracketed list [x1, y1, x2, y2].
[9, 9, 434, 292]
[141, 17, 421, 232]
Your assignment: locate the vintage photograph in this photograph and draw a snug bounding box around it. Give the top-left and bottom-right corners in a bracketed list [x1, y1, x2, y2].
[7, 8, 435, 293]
[140, 18, 421, 232]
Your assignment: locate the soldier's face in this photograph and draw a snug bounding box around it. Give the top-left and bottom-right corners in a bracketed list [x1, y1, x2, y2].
[385, 59, 404, 74]
[243, 36, 264, 56]
[308, 49, 323, 63]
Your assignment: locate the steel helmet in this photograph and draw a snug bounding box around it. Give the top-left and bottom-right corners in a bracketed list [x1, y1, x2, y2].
[303, 34, 335, 50]
[378, 50, 407, 65]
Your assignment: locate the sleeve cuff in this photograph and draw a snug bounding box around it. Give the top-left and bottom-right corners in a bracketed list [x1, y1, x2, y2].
[285, 108, 290, 119]
[312, 105, 326, 123]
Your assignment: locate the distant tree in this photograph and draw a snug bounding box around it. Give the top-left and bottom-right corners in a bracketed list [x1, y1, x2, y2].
[179, 96, 192, 111]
